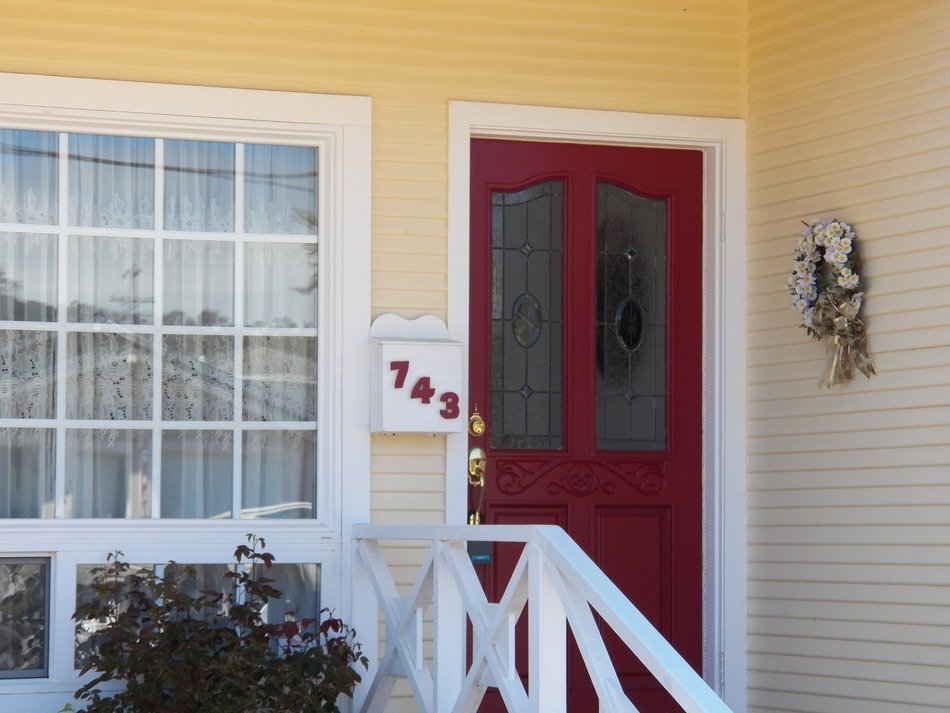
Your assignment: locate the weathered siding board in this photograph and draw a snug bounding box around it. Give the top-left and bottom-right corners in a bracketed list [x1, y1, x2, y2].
[747, 0, 950, 710]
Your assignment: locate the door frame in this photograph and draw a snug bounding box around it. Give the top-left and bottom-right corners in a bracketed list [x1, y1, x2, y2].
[446, 101, 747, 713]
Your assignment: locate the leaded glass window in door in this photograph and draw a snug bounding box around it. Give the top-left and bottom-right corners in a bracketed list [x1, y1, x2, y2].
[595, 182, 667, 452]
[489, 181, 563, 450]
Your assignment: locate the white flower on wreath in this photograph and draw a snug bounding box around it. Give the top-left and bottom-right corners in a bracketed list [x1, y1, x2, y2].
[787, 217, 866, 338]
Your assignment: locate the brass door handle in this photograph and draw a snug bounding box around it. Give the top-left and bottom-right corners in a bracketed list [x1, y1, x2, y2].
[468, 447, 486, 482]
[468, 447, 486, 524]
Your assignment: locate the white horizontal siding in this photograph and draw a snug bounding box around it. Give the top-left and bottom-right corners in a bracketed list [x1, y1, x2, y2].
[747, 0, 950, 710]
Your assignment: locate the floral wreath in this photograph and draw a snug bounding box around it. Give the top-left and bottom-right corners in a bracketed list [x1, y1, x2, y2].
[787, 218, 876, 387]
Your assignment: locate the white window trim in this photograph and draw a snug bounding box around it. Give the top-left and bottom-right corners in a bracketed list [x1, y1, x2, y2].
[446, 101, 748, 713]
[0, 74, 371, 703]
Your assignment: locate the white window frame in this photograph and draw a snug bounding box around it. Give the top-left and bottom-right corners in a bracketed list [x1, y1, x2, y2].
[446, 101, 748, 713]
[0, 74, 371, 706]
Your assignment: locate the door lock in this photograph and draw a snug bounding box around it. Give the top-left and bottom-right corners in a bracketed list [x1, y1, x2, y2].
[468, 405, 486, 437]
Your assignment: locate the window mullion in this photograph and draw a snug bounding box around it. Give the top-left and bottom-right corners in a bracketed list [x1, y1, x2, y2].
[53, 132, 68, 520]
[232, 143, 245, 521]
[151, 139, 165, 520]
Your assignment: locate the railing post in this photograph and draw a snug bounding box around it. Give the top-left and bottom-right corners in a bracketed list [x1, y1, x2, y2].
[528, 544, 566, 713]
[350, 538, 380, 713]
[434, 541, 466, 712]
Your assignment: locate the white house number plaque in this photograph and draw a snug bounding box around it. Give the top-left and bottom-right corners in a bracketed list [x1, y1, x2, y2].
[369, 314, 465, 434]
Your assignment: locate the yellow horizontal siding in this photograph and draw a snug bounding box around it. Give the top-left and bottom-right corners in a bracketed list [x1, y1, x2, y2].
[747, 0, 950, 710]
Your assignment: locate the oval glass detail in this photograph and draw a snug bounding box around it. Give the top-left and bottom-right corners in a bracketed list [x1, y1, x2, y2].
[511, 293, 542, 348]
[614, 297, 645, 352]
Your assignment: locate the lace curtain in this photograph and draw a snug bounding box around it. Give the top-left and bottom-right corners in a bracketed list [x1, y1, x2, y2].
[0, 129, 57, 225]
[0, 130, 319, 520]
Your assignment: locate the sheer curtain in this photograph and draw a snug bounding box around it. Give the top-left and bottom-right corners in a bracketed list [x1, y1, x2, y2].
[0, 130, 57, 225]
[0, 233, 57, 322]
[245, 144, 316, 234]
[0, 428, 53, 518]
[165, 140, 234, 232]
[241, 430, 316, 519]
[67, 235, 154, 324]
[161, 430, 232, 518]
[164, 239, 234, 326]
[64, 429, 151, 519]
[68, 134, 154, 229]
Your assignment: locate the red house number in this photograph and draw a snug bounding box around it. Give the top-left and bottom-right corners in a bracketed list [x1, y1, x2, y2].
[389, 360, 460, 420]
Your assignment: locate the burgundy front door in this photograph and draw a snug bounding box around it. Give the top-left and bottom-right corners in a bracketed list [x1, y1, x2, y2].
[468, 138, 703, 711]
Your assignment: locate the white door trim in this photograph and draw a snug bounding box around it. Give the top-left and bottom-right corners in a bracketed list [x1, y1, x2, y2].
[446, 100, 747, 712]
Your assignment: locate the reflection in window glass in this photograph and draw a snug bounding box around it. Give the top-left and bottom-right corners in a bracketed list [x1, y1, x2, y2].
[164, 140, 235, 232]
[245, 144, 317, 234]
[0, 233, 57, 321]
[0, 428, 54, 518]
[74, 561, 317, 667]
[64, 429, 151, 518]
[67, 235, 154, 324]
[244, 242, 317, 327]
[0, 129, 58, 226]
[163, 239, 234, 326]
[68, 134, 155, 229]
[161, 430, 232, 518]
[74, 561, 152, 668]
[242, 430, 315, 519]
[66, 332, 153, 421]
[0, 558, 49, 678]
[261, 563, 321, 627]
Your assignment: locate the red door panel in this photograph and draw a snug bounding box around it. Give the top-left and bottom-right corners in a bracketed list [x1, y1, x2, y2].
[469, 138, 703, 712]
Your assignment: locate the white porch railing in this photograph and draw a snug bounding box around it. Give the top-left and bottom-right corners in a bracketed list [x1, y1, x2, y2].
[351, 524, 733, 713]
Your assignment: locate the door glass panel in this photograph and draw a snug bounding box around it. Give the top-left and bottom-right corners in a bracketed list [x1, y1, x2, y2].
[596, 182, 666, 452]
[489, 181, 562, 450]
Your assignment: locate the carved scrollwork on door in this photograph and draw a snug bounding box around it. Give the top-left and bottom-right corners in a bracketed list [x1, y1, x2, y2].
[546, 463, 616, 497]
[496, 458, 665, 496]
[496, 460, 550, 495]
[609, 462, 665, 495]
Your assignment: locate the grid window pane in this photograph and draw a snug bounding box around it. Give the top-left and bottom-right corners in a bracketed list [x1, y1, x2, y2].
[163, 239, 234, 326]
[161, 430, 233, 518]
[66, 332, 153, 420]
[67, 235, 154, 324]
[0, 129, 57, 226]
[245, 144, 317, 234]
[241, 430, 315, 519]
[68, 134, 155, 229]
[161, 334, 234, 421]
[64, 429, 151, 518]
[0, 428, 54, 518]
[164, 140, 235, 232]
[243, 336, 316, 422]
[0, 233, 57, 321]
[244, 242, 317, 327]
[0, 330, 56, 419]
